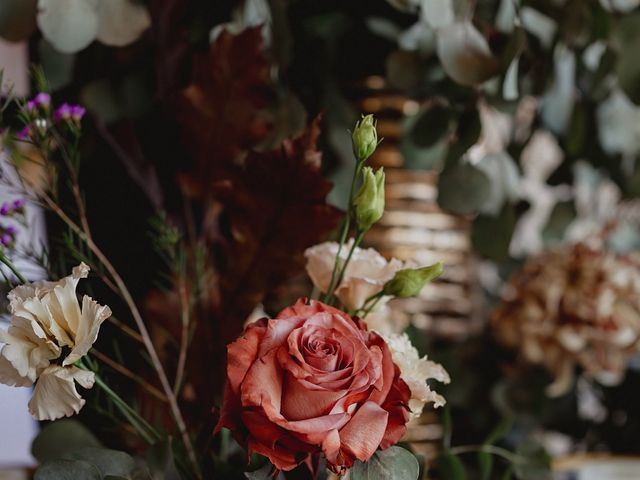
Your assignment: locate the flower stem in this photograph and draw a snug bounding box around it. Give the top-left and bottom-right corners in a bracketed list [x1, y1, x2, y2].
[446, 444, 523, 464]
[0, 250, 27, 284]
[331, 229, 365, 304]
[323, 160, 363, 303]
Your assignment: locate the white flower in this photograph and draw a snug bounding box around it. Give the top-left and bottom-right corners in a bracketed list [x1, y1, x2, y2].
[304, 239, 403, 310]
[383, 332, 449, 416]
[0, 263, 111, 420]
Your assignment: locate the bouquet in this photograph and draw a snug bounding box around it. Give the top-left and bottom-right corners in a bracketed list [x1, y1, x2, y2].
[0, 95, 451, 479]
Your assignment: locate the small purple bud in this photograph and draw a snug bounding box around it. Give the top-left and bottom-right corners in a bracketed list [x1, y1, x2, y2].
[0, 203, 9, 216]
[34, 92, 51, 108]
[71, 105, 86, 121]
[26, 100, 37, 112]
[17, 125, 31, 140]
[53, 103, 72, 122]
[12, 199, 25, 210]
[0, 234, 11, 247]
[5, 225, 17, 236]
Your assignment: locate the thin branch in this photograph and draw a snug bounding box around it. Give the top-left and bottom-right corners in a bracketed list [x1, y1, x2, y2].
[173, 280, 190, 396]
[40, 192, 201, 477]
[92, 349, 168, 403]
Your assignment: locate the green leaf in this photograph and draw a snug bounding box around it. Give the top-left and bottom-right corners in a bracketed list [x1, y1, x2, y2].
[32, 420, 102, 464]
[67, 447, 137, 479]
[475, 153, 520, 216]
[479, 417, 514, 480]
[245, 462, 274, 479]
[35, 459, 102, 480]
[471, 204, 516, 261]
[438, 162, 492, 214]
[350, 447, 420, 480]
[542, 201, 576, 244]
[513, 441, 551, 480]
[0, 0, 36, 42]
[146, 439, 181, 480]
[409, 105, 452, 148]
[615, 13, 640, 104]
[37, 0, 99, 54]
[438, 453, 467, 480]
[39, 39, 76, 91]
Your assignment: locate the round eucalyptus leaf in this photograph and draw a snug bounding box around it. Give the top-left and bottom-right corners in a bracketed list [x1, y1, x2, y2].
[39, 39, 75, 91]
[409, 105, 451, 148]
[96, 0, 151, 47]
[68, 447, 138, 478]
[350, 446, 420, 480]
[475, 153, 520, 216]
[35, 459, 102, 480]
[436, 22, 499, 86]
[0, 0, 36, 42]
[37, 0, 99, 53]
[438, 162, 492, 214]
[32, 419, 102, 464]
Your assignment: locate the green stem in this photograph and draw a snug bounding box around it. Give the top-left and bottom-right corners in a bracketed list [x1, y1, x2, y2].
[323, 160, 363, 302]
[360, 292, 384, 319]
[0, 250, 27, 284]
[330, 229, 365, 305]
[446, 445, 523, 464]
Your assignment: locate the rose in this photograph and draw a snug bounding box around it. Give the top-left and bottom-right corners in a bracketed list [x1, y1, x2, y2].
[215, 299, 411, 474]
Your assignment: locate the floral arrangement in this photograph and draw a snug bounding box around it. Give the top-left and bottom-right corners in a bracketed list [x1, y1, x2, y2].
[0, 97, 454, 479]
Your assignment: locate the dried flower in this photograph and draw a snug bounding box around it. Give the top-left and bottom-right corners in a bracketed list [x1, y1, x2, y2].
[492, 244, 640, 396]
[0, 264, 112, 420]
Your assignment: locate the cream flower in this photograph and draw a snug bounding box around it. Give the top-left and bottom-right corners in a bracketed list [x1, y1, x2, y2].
[0, 263, 111, 420]
[493, 244, 640, 396]
[304, 239, 403, 310]
[380, 332, 449, 417]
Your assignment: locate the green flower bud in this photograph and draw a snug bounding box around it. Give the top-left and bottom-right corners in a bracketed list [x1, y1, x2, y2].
[354, 167, 385, 231]
[352, 114, 378, 161]
[383, 262, 444, 298]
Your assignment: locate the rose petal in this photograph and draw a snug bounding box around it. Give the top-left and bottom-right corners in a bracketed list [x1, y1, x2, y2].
[338, 401, 389, 462]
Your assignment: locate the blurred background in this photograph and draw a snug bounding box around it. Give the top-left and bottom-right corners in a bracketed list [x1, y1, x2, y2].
[1, 0, 640, 478]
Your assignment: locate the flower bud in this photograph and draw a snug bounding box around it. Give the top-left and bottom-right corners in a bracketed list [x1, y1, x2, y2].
[352, 114, 378, 161]
[354, 167, 385, 231]
[383, 262, 444, 298]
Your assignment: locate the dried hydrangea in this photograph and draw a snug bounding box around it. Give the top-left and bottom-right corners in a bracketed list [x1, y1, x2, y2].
[492, 243, 640, 396]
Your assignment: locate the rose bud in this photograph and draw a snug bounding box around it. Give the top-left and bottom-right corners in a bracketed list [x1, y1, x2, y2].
[354, 166, 385, 231]
[383, 263, 444, 298]
[352, 114, 378, 161]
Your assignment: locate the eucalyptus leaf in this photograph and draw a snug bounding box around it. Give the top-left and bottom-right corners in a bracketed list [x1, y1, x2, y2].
[0, 0, 37, 42]
[35, 459, 102, 480]
[67, 447, 138, 479]
[471, 203, 516, 261]
[436, 22, 499, 86]
[513, 441, 551, 480]
[96, 0, 151, 47]
[32, 420, 102, 464]
[438, 453, 467, 480]
[475, 153, 520, 216]
[438, 162, 492, 214]
[350, 446, 420, 480]
[146, 439, 181, 480]
[39, 39, 75, 91]
[37, 0, 99, 53]
[245, 462, 274, 479]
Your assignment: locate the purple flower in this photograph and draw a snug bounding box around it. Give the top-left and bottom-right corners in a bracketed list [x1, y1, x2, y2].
[53, 103, 85, 123]
[71, 105, 86, 121]
[26, 100, 37, 111]
[17, 125, 31, 140]
[0, 234, 12, 247]
[12, 199, 25, 210]
[33, 92, 51, 108]
[5, 225, 17, 236]
[0, 203, 9, 216]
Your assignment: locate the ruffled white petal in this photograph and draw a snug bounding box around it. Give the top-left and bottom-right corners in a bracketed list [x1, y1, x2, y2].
[28, 365, 95, 421]
[0, 347, 33, 387]
[64, 295, 112, 366]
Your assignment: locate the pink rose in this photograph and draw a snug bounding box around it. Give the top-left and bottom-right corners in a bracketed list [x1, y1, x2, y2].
[215, 299, 411, 474]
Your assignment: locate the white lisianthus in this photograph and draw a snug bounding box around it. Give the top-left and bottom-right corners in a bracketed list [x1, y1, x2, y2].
[0, 263, 111, 420]
[304, 239, 403, 311]
[381, 332, 449, 417]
